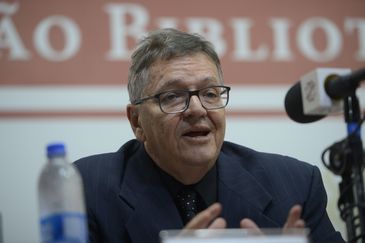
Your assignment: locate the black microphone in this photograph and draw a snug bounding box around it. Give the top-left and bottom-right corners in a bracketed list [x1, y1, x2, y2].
[284, 82, 325, 123]
[285, 67, 365, 123]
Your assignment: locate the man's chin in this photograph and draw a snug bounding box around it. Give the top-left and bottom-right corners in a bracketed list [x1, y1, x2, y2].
[181, 150, 217, 166]
[178, 139, 219, 162]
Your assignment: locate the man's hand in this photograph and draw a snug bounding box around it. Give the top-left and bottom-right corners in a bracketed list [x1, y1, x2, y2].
[240, 204, 305, 235]
[283, 205, 305, 229]
[184, 203, 226, 229]
[184, 203, 305, 231]
[240, 204, 305, 230]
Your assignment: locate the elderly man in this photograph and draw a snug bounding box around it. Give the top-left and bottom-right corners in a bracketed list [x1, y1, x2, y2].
[74, 28, 344, 243]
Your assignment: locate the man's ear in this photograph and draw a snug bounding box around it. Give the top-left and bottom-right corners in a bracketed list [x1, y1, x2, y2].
[126, 104, 145, 141]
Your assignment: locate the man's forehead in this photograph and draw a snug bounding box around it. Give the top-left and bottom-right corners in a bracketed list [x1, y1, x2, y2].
[147, 54, 219, 90]
[149, 53, 215, 71]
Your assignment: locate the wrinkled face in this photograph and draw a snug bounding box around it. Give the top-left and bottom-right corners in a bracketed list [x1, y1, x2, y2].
[128, 53, 226, 183]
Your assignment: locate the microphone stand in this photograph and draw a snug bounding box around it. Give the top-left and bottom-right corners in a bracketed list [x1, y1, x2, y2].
[328, 95, 365, 242]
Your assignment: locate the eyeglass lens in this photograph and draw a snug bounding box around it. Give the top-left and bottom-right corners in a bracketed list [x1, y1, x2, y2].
[159, 86, 228, 113]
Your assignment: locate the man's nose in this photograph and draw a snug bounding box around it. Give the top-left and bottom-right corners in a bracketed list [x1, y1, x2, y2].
[185, 95, 206, 114]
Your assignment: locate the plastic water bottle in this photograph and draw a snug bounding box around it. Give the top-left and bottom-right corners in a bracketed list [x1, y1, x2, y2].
[38, 142, 88, 243]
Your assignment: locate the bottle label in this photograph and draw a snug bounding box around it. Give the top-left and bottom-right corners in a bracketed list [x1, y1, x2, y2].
[40, 212, 88, 243]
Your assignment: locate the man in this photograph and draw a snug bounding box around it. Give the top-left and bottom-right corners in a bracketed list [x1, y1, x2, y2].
[74, 28, 344, 243]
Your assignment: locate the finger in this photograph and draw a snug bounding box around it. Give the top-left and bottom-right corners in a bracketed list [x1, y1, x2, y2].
[184, 203, 222, 229]
[209, 217, 227, 229]
[294, 219, 305, 228]
[240, 218, 259, 229]
[240, 218, 263, 235]
[284, 205, 305, 228]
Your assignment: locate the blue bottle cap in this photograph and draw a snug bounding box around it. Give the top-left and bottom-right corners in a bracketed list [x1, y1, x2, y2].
[46, 143, 66, 157]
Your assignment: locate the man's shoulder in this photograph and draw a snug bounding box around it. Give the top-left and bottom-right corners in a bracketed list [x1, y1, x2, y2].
[73, 139, 142, 176]
[221, 141, 315, 172]
[220, 141, 320, 204]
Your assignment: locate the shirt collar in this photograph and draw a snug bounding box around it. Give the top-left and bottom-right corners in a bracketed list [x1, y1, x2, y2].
[157, 163, 217, 207]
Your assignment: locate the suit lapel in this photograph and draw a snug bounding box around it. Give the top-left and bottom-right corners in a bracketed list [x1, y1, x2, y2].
[117, 141, 281, 242]
[217, 151, 280, 228]
[118, 145, 183, 243]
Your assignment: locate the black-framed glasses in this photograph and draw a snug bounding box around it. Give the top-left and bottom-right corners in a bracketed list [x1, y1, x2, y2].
[132, 85, 231, 114]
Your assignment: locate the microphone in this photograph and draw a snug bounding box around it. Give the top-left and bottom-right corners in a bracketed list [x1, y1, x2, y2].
[325, 67, 365, 99]
[285, 67, 365, 123]
[284, 82, 325, 123]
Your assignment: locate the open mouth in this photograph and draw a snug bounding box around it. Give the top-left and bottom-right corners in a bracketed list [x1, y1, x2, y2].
[183, 131, 210, 137]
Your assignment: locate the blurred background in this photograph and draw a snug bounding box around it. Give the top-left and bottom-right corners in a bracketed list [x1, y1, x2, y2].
[0, 0, 364, 242]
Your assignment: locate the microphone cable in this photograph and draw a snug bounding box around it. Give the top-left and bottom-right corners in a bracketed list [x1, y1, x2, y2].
[321, 111, 364, 174]
[321, 111, 365, 243]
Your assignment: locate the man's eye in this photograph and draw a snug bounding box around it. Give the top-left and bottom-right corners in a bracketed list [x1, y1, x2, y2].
[165, 93, 178, 100]
[161, 92, 184, 103]
[206, 91, 218, 98]
[203, 89, 219, 98]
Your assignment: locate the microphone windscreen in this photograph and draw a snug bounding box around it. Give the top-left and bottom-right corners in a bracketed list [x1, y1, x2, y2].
[284, 82, 325, 123]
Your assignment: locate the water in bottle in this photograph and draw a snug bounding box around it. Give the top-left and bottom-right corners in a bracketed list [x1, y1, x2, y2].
[38, 142, 88, 243]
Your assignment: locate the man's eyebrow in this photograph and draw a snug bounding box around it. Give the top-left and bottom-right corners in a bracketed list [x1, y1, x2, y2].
[157, 77, 220, 91]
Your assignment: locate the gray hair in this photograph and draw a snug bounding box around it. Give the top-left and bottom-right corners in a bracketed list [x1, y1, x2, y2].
[127, 28, 223, 103]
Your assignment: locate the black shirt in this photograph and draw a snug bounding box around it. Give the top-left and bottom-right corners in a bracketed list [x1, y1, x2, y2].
[156, 163, 218, 213]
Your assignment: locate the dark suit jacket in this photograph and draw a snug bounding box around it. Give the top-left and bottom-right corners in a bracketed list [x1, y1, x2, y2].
[74, 139, 344, 243]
